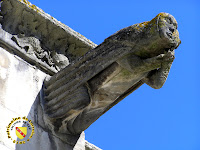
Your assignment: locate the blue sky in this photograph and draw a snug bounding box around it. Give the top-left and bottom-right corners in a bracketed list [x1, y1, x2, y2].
[29, 0, 200, 149]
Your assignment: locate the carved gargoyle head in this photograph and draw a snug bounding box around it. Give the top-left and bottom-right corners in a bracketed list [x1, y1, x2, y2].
[134, 12, 181, 58]
[106, 13, 181, 59]
[157, 12, 181, 49]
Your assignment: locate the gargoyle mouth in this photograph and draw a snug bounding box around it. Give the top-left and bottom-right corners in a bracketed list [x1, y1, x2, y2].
[157, 13, 181, 49]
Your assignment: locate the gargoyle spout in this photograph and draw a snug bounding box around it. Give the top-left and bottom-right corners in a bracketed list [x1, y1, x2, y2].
[41, 12, 181, 139]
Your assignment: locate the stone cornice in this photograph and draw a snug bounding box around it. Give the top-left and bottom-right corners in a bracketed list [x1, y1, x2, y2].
[0, 0, 97, 75]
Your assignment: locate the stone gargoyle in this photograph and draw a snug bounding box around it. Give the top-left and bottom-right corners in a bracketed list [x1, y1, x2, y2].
[40, 12, 181, 145]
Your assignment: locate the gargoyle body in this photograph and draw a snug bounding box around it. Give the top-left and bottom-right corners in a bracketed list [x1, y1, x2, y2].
[41, 13, 181, 144]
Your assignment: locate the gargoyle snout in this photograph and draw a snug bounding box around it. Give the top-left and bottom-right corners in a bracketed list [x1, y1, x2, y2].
[157, 13, 181, 49]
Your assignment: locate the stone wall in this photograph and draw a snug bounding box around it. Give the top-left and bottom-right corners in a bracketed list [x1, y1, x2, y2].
[0, 0, 101, 149]
[0, 47, 46, 149]
[0, 1, 180, 150]
[0, 28, 101, 150]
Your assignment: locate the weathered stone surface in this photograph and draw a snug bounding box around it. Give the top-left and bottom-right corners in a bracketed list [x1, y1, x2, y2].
[42, 12, 181, 138]
[0, 0, 181, 149]
[73, 132, 86, 150]
[0, 47, 46, 149]
[0, 0, 97, 74]
[0, 0, 100, 149]
[0, 47, 88, 150]
[85, 141, 102, 150]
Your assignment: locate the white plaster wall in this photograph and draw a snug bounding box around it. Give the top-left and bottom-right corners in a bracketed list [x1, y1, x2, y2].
[0, 47, 47, 149]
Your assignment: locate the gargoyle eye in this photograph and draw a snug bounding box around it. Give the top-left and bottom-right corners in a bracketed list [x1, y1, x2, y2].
[166, 16, 178, 30]
[166, 17, 173, 24]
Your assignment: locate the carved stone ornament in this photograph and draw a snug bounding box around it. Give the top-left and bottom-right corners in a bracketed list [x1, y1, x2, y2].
[41, 12, 181, 145]
[0, 0, 96, 75]
[0, 0, 181, 148]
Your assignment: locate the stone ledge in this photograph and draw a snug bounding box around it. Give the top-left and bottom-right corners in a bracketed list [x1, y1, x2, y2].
[15, 0, 97, 49]
[0, 0, 97, 74]
[85, 141, 102, 150]
[0, 27, 58, 75]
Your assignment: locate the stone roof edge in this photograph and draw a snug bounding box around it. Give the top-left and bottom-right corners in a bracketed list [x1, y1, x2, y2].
[0, 0, 98, 75]
[17, 0, 97, 49]
[85, 140, 102, 150]
[0, 27, 57, 75]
